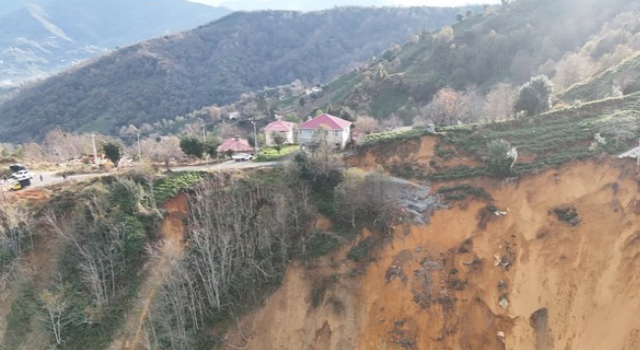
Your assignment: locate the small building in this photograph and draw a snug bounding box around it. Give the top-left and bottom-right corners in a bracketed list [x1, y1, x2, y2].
[264, 120, 295, 146]
[217, 137, 253, 154]
[298, 114, 352, 150]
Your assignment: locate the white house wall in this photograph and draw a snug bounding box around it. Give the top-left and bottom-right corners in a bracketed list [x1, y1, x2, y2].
[298, 126, 351, 150]
[265, 130, 294, 146]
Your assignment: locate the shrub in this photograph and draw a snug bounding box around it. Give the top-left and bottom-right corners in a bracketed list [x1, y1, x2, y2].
[515, 75, 553, 116]
[435, 144, 456, 160]
[109, 178, 144, 215]
[305, 231, 340, 258]
[551, 206, 580, 225]
[347, 237, 374, 261]
[102, 141, 123, 167]
[179, 136, 204, 159]
[486, 139, 516, 177]
[437, 184, 489, 199]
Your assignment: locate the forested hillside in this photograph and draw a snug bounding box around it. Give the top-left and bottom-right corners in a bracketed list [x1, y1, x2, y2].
[292, 0, 640, 123]
[0, 0, 230, 91]
[0, 6, 475, 143]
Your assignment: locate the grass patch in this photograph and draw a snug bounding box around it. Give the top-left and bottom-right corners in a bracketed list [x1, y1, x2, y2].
[428, 165, 489, 181]
[435, 144, 456, 160]
[255, 145, 299, 162]
[153, 171, 204, 202]
[386, 163, 427, 179]
[362, 128, 430, 146]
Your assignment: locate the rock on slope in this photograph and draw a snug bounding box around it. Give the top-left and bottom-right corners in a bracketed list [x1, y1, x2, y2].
[219, 159, 640, 350]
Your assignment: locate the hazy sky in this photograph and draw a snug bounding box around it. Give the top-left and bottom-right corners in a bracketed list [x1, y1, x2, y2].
[188, 0, 500, 11]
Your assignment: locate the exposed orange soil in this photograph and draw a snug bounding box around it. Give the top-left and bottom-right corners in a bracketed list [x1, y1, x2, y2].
[222, 158, 640, 350]
[110, 193, 188, 350]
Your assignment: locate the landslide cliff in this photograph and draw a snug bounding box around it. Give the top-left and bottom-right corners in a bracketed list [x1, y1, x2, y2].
[219, 159, 640, 350]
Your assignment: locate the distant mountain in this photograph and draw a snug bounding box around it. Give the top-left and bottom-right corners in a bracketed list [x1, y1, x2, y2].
[0, 6, 476, 142]
[215, 0, 387, 11]
[0, 0, 230, 91]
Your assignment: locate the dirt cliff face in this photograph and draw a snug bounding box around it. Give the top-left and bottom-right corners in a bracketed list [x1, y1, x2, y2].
[221, 159, 640, 350]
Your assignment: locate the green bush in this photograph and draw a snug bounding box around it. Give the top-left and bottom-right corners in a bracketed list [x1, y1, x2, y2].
[552, 206, 580, 225]
[305, 231, 341, 258]
[347, 237, 374, 261]
[486, 140, 515, 177]
[109, 178, 144, 215]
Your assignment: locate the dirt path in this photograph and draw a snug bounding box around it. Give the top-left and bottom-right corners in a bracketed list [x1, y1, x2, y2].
[109, 193, 188, 350]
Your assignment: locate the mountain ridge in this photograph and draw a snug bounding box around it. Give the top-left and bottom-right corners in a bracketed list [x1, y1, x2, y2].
[0, 0, 231, 91]
[0, 6, 476, 142]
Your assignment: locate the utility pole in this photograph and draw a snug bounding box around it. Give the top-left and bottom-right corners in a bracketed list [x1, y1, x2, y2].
[91, 132, 98, 168]
[137, 131, 142, 162]
[250, 119, 258, 154]
[637, 138, 640, 169]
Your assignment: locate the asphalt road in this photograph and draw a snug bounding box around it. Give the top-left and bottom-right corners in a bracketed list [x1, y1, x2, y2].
[1, 160, 281, 192]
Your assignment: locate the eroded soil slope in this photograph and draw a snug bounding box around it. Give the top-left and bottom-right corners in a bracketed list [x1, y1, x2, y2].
[222, 159, 640, 350]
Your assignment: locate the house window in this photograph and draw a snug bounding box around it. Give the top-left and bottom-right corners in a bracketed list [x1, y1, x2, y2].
[334, 130, 339, 137]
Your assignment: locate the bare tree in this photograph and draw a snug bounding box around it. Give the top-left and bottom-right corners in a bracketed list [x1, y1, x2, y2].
[483, 83, 517, 122]
[0, 201, 35, 287]
[39, 275, 69, 345]
[334, 168, 397, 229]
[22, 142, 44, 163]
[354, 116, 379, 134]
[149, 177, 298, 349]
[307, 126, 343, 178]
[140, 136, 185, 167]
[415, 88, 465, 127]
[382, 114, 401, 131]
[42, 128, 81, 163]
[597, 110, 640, 147]
[553, 53, 594, 90]
[43, 190, 132, 312]
[216, 122, 244, 140]
[462, 85, 485, 123]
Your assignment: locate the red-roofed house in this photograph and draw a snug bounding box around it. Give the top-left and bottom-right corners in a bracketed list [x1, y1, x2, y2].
[298, 114, 352, 150]
[217, 137, 254, 154]
[264, 120, 295, 146]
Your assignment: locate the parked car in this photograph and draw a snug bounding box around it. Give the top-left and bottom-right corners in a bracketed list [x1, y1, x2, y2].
[11, 170, 34, 181]
[232, 153, 254, 161]
[6, 178, 30, 191]
[9, 164, 26, 172]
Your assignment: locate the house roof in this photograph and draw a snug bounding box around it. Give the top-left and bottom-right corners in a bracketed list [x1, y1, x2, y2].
[298, 114, 352, 131]
[217, 137, 253, 153]
[264, 120, 295, 132]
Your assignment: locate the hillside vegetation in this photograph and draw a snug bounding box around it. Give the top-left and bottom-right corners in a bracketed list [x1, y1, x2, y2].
[0, 6, 474, 143]
[0, 0, 230, 91]
[291, 0, 639, 121]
